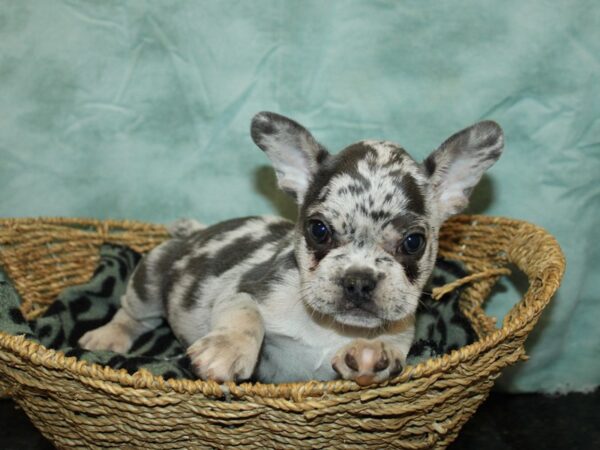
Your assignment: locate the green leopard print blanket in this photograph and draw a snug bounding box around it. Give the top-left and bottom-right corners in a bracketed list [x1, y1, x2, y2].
[0, 244, 475, 381]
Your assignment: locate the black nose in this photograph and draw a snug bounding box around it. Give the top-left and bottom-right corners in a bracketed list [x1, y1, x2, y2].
[342, 269, 377, 305]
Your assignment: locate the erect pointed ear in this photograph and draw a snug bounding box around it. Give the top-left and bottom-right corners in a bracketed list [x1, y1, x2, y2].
[251, 112, 329, 204]
[424, 121, 504, 222]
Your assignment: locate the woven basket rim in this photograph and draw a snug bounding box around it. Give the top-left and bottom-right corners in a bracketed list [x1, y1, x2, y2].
[0, 214, 565, 401]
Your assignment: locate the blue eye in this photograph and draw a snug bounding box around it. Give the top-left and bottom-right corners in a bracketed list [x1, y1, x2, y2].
[308, 219, 331, 244]
[401, 233, 425, 255]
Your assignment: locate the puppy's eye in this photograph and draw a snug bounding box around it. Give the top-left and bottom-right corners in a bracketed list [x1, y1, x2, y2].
[308, 219, 331, 245]
[400, 233, 425, 255]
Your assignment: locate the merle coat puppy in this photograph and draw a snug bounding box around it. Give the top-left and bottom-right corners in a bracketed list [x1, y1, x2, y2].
[80, 112, 503, 386]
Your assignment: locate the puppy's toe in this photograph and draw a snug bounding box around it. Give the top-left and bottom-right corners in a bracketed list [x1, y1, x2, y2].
[332, 339, 405, 386]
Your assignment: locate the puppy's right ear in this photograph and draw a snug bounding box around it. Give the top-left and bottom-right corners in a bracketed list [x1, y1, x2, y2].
[251, 112, 328, 203]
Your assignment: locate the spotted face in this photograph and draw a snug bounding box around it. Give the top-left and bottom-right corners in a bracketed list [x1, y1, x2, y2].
[251, 112, 503, 329]
[294, 141, 438, 328]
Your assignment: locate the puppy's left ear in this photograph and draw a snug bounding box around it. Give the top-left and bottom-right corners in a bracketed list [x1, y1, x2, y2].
[424, 121, 504, 222]
[251, 112, 328, 203]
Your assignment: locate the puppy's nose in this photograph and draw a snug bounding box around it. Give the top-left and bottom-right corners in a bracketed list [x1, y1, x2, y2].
[342, 269, 377, 305]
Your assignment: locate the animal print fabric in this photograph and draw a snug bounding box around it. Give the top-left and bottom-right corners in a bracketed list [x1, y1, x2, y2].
[0, 244, 475, 380]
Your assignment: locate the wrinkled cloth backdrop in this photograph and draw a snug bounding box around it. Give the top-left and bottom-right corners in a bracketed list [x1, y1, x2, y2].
[0, 0, 598, 393]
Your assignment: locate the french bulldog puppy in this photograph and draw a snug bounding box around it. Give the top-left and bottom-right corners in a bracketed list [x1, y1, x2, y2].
[79, 112, 503, 386]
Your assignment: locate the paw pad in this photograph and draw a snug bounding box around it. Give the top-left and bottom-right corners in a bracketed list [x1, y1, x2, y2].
[332, 338, 406, 386]
[373, 353, 389, 372]
[344, 352, 359, 371]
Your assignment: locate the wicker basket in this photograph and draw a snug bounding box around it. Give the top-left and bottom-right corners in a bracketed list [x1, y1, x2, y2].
[0, 215, 564, 449]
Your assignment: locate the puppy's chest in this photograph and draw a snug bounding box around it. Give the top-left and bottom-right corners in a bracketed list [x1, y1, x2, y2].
[258, 337, 339, 383]
[256, 298, 351, 383]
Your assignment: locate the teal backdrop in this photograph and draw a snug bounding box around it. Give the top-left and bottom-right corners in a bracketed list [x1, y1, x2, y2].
[0, 0, 598, 393]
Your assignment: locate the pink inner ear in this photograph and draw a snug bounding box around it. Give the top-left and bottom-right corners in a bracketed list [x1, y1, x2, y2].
[256, 120, 322, 204]
[434, 156, 489, 220]
[437, 190, 469, 219]
[435, 160, 482, 220]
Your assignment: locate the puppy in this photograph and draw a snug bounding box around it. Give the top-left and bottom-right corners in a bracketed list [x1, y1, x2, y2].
[79, 112, 503, 386]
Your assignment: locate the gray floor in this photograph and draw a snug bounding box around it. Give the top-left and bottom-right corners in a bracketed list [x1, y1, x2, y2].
[1, 390, 598, 449]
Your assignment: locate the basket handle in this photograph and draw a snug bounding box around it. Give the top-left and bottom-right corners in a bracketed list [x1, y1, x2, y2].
[431, 267, 512, 301]
[500, 222, 565, 331]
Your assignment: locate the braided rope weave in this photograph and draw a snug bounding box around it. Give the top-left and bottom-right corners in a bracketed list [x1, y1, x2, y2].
[0, 216, 565, 449]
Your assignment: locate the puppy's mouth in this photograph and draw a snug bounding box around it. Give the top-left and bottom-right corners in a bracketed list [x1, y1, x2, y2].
[301, 283, 390, 328]
[333, 300, 384, 328]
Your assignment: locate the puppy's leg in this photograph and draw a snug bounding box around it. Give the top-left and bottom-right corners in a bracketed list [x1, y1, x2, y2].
[79, 239, 182, 353]
[332, 338, 407, 386]
[78, 284, 163, 353]
[187, 293, 264, 382]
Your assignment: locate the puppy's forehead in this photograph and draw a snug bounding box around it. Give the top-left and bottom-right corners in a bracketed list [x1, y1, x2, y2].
[301, 140, 428, 228]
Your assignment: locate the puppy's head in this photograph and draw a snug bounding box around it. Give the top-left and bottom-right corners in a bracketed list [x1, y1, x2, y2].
[251, 112, 503, 329]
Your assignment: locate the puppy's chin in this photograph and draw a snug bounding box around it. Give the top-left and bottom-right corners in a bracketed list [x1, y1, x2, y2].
[332, 308, 384, 329]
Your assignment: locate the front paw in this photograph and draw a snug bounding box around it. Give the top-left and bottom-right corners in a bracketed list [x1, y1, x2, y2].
[332, 338, 405, 386]
[187, 331, 260, 383]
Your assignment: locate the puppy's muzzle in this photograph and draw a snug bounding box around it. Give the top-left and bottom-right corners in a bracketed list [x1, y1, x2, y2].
[341, 268, 377, 306]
